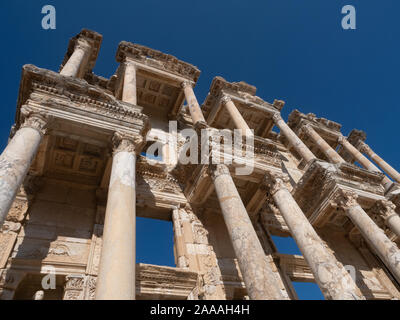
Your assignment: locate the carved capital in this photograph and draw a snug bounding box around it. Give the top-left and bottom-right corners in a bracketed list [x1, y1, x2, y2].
[272, 113, 282, 123]
[332, 189, 359, 210]
[301, 124, 314, 136]
[123, 59, 136, 70]
[359, 141, 372, 155]
[20, 106, 50, 136]
[181, 81, 192, 89]
[337, 135, 346, 145]
[75, 39, 92, 53]
[209, 164, 230, 180]
[220, 95, 232, 105]
[263, 172, 290, 196]
[112, 132, 144, 154]
[371, 200, 398, 220]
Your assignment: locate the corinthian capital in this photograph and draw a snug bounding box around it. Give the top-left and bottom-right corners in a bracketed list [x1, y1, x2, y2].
[209, 164, 230, 180]
[181, 81, 192, 89]
[75, 39, 92, 53]
[331, 189, 359, 211]
[359, 141, 372, 155]
[301, 124, 314, 136]
[220, 96, 232, 105]
[337, 135, 346, 145]
[20, 106, 50, 136]
[371, 200, 398, 220]
[112, 132, 144, 154]
[263, 172, 289, 196]
[272, 113, 282, 123]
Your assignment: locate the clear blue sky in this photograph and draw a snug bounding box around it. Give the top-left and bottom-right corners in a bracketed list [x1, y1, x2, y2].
[1, 0, 399, 300]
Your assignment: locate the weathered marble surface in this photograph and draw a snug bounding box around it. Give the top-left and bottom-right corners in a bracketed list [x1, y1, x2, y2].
[96, 136, 137, 300]
[211, 164, 284, 300]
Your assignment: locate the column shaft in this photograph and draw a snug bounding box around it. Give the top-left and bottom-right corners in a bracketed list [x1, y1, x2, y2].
[386, 214, 400, 238]
[96, 135, 137, 300]
[339, 137, 392, 188]
[360, 142, 400, 183]
[340, 194, 400, 283]
[222, 97, 252, 137]
[304, 125, 344, 164]
[272, 114, 316, 164]
[268, 176, 363, 300]
[172, 208, 188, 268]
[0, 114, 46, 226]
[60, 42, 91, 77]
[122, 62, 137, 105]
[182, 82, 206, 124]
[211, 164, 283, 300]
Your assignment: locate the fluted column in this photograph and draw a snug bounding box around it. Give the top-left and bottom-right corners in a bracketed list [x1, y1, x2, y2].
[181, 81, 206, 125]
[265, 173, 364, 300]
[0, 107, 48, 226]
[122, 61, 137, 105]
[338, 136, 392, 188]
[272, 113, 316, 164]
[335, 190, 400, 283]
[302, 125, 345, 164]
[210, 164, 284, 300]
[221, 96, 253, 137]
[373, 200, 400, 238]
[359, 141, 400, 183]
[60, 40, 92, 78]
[95, 133, 142, 300]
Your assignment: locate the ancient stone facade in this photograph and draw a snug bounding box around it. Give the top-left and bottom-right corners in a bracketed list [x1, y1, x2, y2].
[0, 29, 399, 300]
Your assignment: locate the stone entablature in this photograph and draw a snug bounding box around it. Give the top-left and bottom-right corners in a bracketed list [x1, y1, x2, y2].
[202, 77, 282, 138]
[17, 65, 149, 136]
[116, 41, 200, 83]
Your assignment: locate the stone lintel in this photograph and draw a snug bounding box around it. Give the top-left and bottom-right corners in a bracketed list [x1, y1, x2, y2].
[116, 41, 200, 83]
[59, 29, 103, 75]
[275, 253, 314, 282]
[136, 263, 199, 299]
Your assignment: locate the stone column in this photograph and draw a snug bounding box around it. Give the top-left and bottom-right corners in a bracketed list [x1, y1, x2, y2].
[265, 173, 364, 300]
[95, 133, 142, 300]
[338, 136, 392, 188]
[221, 96, 253, 137]
[272, 113, 316, 164]
[302, 125, 345, 164]
[0, 108, 48, 226]
[335, 190, 400, 283]
[172, 207, 189, 269]
[181, 81, 206, 125]
[210, 164, 284, 300]
[122, 61, 137, 105]
[373, 200, 400, 238]
[359, 141, 400, 183]
[60, 40, 92, 78]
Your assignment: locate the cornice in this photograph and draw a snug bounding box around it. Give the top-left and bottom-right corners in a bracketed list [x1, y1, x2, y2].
[116, 41, 200, 83]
